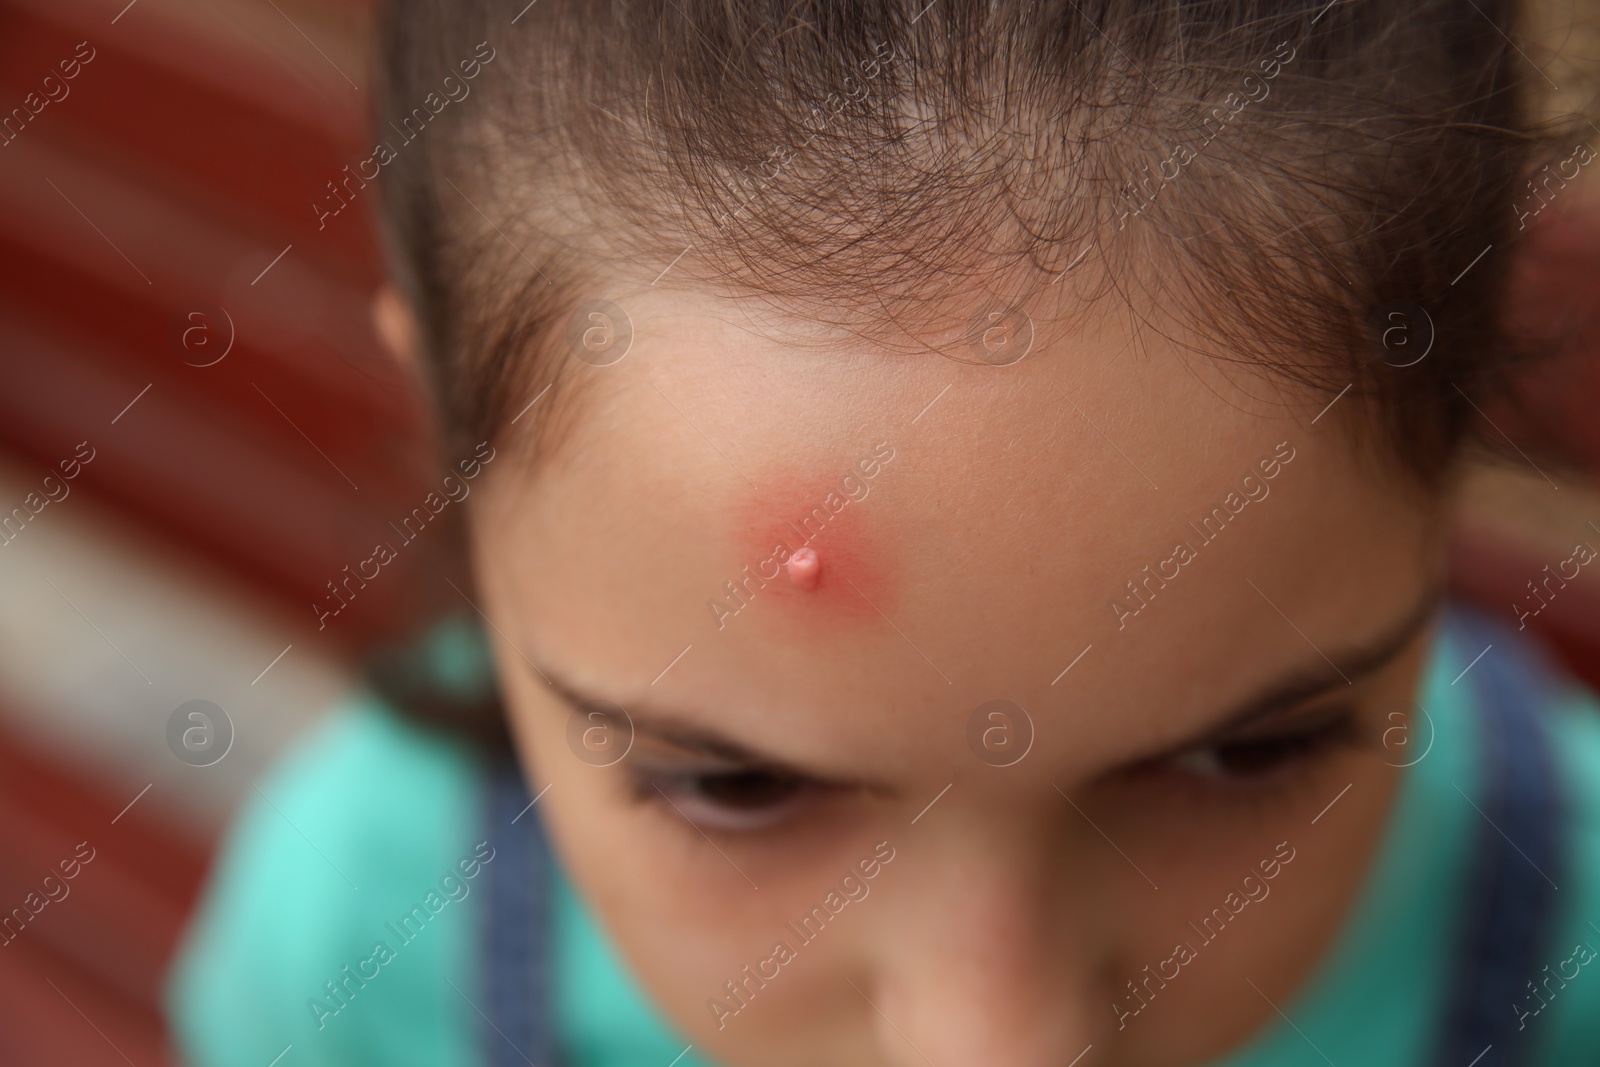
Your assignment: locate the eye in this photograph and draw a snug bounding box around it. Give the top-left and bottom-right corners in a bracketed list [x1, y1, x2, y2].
[1165, 707, 1358, 786]
[639, 765, 814, 831]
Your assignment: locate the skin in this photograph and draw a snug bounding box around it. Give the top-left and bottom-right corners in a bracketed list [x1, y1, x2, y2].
[456, 279, 1447, 1067]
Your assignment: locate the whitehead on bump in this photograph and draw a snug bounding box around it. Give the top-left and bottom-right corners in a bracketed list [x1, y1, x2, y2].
[786, 546, 821, 590]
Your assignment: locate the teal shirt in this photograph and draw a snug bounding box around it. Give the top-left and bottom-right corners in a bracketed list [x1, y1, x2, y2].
[168, 621, 1600, 1066]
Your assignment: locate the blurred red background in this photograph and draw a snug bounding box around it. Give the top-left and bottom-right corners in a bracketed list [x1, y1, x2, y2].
[0, 1, 437, 1062]
[0, 0, 1596, 1062]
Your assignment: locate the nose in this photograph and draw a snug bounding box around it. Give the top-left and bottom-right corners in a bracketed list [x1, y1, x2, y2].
[862, 827, 1102, 1067]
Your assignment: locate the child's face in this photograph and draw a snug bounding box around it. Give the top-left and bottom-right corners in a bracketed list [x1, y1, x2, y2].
[471, 286, 1442, 1066]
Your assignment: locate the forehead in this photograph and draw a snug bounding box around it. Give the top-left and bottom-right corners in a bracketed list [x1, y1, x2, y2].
[474, 286, 1437, 777]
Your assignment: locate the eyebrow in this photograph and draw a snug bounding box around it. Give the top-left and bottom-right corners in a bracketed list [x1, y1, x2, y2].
[532, 585, 1443, 783]
[1180, 583, 1443, 747]
[544, 673, 857, 786]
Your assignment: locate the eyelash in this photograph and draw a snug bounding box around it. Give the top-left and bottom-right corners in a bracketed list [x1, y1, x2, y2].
[631, 707, 1365, 832]
[1146, 705, 1364, 801]
[627, 765, 819, 832]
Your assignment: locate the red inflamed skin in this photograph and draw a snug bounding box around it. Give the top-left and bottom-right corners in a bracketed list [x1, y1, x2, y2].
[717, 456, 901, 635]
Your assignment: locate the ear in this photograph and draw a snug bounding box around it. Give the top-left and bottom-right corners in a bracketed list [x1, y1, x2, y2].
[372, 284, 419, 372]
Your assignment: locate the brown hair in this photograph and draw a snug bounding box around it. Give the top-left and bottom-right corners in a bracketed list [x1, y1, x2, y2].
[375, 0, 1591, 488]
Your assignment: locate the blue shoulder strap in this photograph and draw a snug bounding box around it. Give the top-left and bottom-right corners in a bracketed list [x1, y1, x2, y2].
[481, 763, 558, 1067]
[1431, 608, 1569, 1067]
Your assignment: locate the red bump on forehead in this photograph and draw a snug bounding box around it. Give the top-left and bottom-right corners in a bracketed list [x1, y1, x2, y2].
[718, 452, 899, 634]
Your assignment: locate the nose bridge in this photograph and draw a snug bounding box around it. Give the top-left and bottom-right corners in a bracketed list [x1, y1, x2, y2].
[862, 810, 1104, 1066]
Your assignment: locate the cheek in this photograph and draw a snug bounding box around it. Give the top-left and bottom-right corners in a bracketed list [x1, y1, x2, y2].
[1096, 749, 1404, 1056]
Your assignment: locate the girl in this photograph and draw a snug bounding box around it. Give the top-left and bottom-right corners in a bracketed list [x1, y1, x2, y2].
[170, 2, 1600, 1065]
